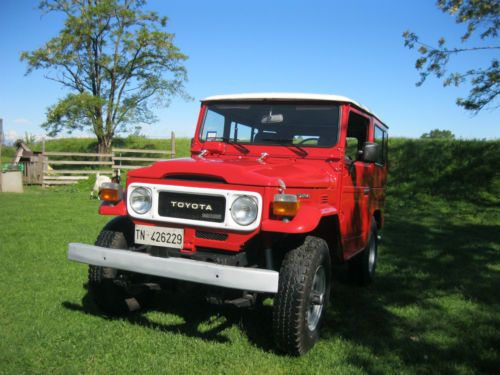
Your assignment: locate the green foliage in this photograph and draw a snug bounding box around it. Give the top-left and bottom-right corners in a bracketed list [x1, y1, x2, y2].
[388, 137, 500, 204]
[437, 0, 499, 41]
[27, 135, 190, 156]
[21, 132, 38, 149]
[420, 129, 455, 139]
[43, 93, 106, 136]
[403, 0, 499, 112]
[37, 137, 99, 153]
[21, 0, 189, 152]
[1, 145, 16, 163]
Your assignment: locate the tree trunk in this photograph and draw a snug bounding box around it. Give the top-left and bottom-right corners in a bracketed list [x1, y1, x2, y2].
[97, 135, 112, 155]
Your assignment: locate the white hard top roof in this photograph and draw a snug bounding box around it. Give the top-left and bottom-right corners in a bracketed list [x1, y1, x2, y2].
[202, 92, 385, 125]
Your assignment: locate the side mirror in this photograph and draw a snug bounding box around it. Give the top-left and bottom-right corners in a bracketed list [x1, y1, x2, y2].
[203, 140, 226, 155]
[362, 142, 379, 163]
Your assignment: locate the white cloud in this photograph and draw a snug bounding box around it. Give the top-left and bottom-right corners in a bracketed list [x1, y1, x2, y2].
[14, 118, 32, 125]
[4, 130, 19, 145]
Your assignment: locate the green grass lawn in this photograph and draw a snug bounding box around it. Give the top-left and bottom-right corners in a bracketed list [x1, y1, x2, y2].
[0, 188, 498, 374]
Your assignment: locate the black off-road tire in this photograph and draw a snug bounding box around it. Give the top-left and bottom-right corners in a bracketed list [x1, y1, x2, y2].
[273, 236, 331, 356]
[348, 218, 378, 286]
[88, 230, 133, 315]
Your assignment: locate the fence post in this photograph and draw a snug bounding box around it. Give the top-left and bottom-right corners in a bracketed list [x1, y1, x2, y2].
[41, 137, 46, 187]
[171, 131, 175, 158]
[0, 118, 3, 191]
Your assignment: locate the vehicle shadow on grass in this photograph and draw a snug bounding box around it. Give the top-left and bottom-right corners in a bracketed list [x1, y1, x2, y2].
[62, 205, 499, 367]
[62, 283, 277, 350]
[322, 211, 500, 373]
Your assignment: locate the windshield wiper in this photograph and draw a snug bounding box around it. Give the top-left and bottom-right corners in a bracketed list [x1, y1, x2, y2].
[261, 138, 308, 156]
[222, 138, 250, 154]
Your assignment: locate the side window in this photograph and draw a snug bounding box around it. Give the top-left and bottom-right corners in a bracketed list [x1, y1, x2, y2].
[345, 112, 369, 161]
[374, 125, 386, 165]
[345, 137, 359, 159]
[201, 110, 225, 141]
[384, 131, 388, 163]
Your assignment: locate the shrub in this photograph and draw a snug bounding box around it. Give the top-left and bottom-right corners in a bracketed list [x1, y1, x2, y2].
[388, 138, 499, 204]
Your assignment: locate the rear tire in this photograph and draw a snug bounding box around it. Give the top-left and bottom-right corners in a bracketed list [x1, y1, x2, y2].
[348, 218, 378, 285]
[88, 229, 139, 315]
[273, 236, 331, 356]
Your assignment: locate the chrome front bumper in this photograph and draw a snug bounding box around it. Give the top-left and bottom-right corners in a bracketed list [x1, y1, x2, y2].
[68, 243, 279, 293]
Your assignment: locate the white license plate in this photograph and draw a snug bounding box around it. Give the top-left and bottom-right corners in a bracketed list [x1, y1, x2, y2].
[135, 225, 184, 249]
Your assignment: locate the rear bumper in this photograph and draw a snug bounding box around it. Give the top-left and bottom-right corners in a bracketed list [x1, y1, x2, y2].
[68, 243, 279, 293]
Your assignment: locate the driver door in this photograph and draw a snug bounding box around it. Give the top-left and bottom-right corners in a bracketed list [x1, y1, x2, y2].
[340, 110, 372, 258]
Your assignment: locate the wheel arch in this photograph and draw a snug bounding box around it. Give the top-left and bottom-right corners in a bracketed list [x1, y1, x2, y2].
[310, 214, 343, 264]
[103, 215, 135, 245]
[373, 209, 383, 230]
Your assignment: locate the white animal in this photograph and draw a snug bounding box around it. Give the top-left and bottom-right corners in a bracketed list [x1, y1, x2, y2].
[91, 173, 112, 199]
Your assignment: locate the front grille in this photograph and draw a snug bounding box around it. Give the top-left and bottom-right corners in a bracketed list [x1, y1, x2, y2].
[196, 230, 228, 241]
[158, 191, 226, 222]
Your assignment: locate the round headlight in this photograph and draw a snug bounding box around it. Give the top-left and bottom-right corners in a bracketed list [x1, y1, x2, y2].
[231, 196, 258, 226]
[130, 187, 152, 214]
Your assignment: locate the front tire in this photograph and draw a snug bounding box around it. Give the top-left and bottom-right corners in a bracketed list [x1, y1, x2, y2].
[273, 236, 331, 356]
[88, 229, 137, 315]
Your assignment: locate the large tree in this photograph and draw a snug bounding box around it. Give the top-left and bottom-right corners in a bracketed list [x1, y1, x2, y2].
[22, 0, 188, 153]
[403, 0, 499, 113]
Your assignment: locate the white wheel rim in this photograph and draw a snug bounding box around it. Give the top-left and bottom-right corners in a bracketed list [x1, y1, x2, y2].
[368, 235, 376, 273]
[307, 265, 326, 331]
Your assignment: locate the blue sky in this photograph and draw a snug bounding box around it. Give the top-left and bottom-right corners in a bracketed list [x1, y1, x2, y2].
[0, 0, 498, 142]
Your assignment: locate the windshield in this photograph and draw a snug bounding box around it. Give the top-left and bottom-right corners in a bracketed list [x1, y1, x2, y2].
[199, 102, 340, 148]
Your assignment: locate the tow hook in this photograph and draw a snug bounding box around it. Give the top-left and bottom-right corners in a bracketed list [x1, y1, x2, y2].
[207, 292, 257, 308]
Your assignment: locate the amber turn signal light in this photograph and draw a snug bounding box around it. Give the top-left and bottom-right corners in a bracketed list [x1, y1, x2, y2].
[273, 194, 299, 217]
[99, 182, 123, 203]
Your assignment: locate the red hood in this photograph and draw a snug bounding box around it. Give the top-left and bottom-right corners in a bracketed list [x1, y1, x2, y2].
[127, 156, 335, 188]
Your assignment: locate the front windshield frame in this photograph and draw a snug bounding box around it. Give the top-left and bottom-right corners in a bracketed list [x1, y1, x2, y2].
[198, 101, 341, 149]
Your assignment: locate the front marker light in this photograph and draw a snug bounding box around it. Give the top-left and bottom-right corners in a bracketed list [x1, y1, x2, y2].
[231, 196, 258, 226]
[99, 182, 123, 203]
[130, 187, 152, 214]
[273, 194, 299, 217]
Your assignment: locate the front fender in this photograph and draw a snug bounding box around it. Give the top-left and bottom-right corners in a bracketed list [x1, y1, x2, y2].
[99, 200, 127, 216]
[261, 205, 338, 234]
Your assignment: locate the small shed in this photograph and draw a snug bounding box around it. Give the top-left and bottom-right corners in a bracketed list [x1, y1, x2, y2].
[13, 140, 45, 185]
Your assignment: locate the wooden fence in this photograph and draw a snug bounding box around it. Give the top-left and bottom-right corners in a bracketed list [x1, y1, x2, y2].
[20, 133, 176, 187]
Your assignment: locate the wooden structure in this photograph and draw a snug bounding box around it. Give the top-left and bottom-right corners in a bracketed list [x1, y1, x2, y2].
[13, 132, 176, 187]
[13, 140, 45, 185]
[43, 151, 113, 186]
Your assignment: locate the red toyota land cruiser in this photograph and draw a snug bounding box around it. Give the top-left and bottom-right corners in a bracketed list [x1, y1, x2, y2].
[69, 93, 388, 355]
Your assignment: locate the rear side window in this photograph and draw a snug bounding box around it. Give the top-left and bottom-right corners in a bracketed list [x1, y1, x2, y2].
[374, 125, 387, 165]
